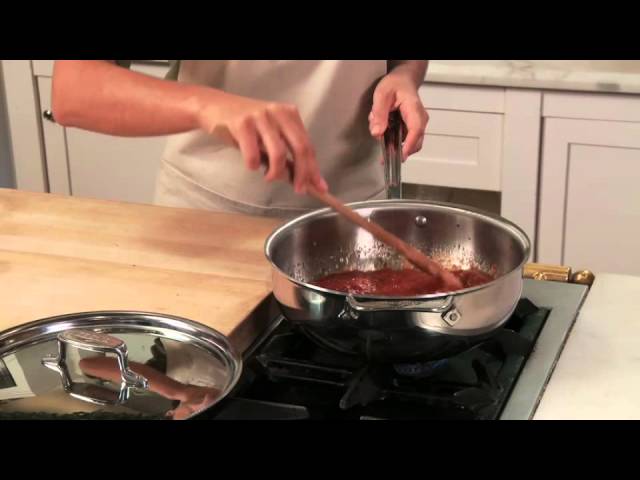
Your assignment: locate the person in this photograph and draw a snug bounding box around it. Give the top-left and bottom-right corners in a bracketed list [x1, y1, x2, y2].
[52, 60, 429, 218]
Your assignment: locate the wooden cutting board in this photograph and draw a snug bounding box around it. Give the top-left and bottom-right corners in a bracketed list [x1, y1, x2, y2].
[0, 188, 284, 351]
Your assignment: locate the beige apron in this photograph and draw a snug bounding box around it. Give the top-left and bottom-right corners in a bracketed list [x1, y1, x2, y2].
[154, 60, 388, 218]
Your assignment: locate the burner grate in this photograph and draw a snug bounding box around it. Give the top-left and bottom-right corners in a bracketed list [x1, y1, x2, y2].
[202, 298, 550, 420]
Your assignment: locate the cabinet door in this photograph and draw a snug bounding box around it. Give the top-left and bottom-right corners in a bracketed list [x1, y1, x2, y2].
[538, 118, 640, 275]
[38, 63, 170, 204]
[64, 127, 167, 205]
[403, 109, 504, 191]
[38, 76, 71, 194]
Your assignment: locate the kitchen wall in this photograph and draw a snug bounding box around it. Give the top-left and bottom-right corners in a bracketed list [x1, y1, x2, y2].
[0, 62, 15, 188]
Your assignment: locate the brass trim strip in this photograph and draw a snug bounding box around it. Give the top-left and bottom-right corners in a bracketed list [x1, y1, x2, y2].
[523, 263, 594, 286]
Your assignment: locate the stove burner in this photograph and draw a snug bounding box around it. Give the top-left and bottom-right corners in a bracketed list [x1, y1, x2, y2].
[393, 359, 449, 378]
[202, 298, 551, 420]
[339, 366, 384, 410]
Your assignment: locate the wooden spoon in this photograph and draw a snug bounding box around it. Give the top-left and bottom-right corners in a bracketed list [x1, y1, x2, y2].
[306, 186, 464, 290]
[260, 155, 464, 290]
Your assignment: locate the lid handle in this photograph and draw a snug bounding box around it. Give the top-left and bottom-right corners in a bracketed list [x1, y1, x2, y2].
[42, 329, 149, 406]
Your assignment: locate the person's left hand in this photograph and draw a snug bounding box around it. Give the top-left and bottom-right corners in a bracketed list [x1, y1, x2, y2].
[368, 70, 429, 161]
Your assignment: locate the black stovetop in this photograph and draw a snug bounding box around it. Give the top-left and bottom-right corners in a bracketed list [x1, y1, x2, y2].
[199, 299, 550, 420]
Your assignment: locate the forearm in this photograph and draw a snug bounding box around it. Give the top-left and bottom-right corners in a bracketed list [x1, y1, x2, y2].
[52, 60, 221, 137]
[387, 60, 428, 88]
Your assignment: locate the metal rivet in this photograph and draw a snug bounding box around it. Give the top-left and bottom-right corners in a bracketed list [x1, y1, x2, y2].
[415, 216, 428, 227]
[442, 309, 461, 326]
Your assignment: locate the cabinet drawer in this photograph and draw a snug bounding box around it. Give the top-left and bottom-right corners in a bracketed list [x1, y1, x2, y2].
[403, 109, 503, 191]
[419, 84, 505, 113]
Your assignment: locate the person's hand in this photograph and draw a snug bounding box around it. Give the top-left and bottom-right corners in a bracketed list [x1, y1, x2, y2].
[368, 70, 429, 161]
[197, 93, 328, 195]
[166, 384, 221, 420]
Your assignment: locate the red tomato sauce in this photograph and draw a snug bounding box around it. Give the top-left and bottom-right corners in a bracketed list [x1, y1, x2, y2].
[313, 267, 495, 296]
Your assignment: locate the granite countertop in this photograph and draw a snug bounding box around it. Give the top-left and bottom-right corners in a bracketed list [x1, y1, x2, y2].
[534, 273, 640, 419]
[425, 60, 640, 94]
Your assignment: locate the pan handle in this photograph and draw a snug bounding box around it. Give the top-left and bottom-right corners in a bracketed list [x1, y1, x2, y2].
[381, 110, 404, 199]
[342, 295, 461, 326]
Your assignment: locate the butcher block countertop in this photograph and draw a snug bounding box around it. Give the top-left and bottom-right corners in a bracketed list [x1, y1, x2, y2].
[0, 188, 284, 352]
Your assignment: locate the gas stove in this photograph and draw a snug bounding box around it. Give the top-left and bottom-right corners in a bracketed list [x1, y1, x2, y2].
[200, 267, 592, 420]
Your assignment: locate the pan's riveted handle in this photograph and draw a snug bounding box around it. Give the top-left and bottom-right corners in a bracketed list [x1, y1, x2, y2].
[341, 295, 461, 326]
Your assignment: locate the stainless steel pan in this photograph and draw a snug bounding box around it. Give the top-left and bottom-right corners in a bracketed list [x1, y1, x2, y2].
[265, 199, 531, 363]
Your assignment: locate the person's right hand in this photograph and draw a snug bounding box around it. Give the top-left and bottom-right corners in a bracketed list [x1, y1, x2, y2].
[197, 93, 328, 195]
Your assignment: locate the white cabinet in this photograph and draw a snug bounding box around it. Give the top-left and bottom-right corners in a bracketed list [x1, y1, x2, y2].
[538, 117, 640, 275]
[404, 109, 503, 191]
[65, 127, 166, 204]
[40, 62, 170, 204]
[3, 60, 170, 204]
[38, 76, 167, 203]
[416, 85, 542, 257]
[0, 62, 14, 188]
[413, 84, 505, 192]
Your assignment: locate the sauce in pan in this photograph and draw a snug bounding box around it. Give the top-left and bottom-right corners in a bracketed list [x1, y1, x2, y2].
[313, 267, 495, 296]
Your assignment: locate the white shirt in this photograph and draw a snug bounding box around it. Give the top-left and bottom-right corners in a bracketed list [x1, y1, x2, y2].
[154, 60, 388, 217]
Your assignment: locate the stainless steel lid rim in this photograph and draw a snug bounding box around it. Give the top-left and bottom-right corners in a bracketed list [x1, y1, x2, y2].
[1, 311, 241, 360]
[0, 311, 243, 420]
